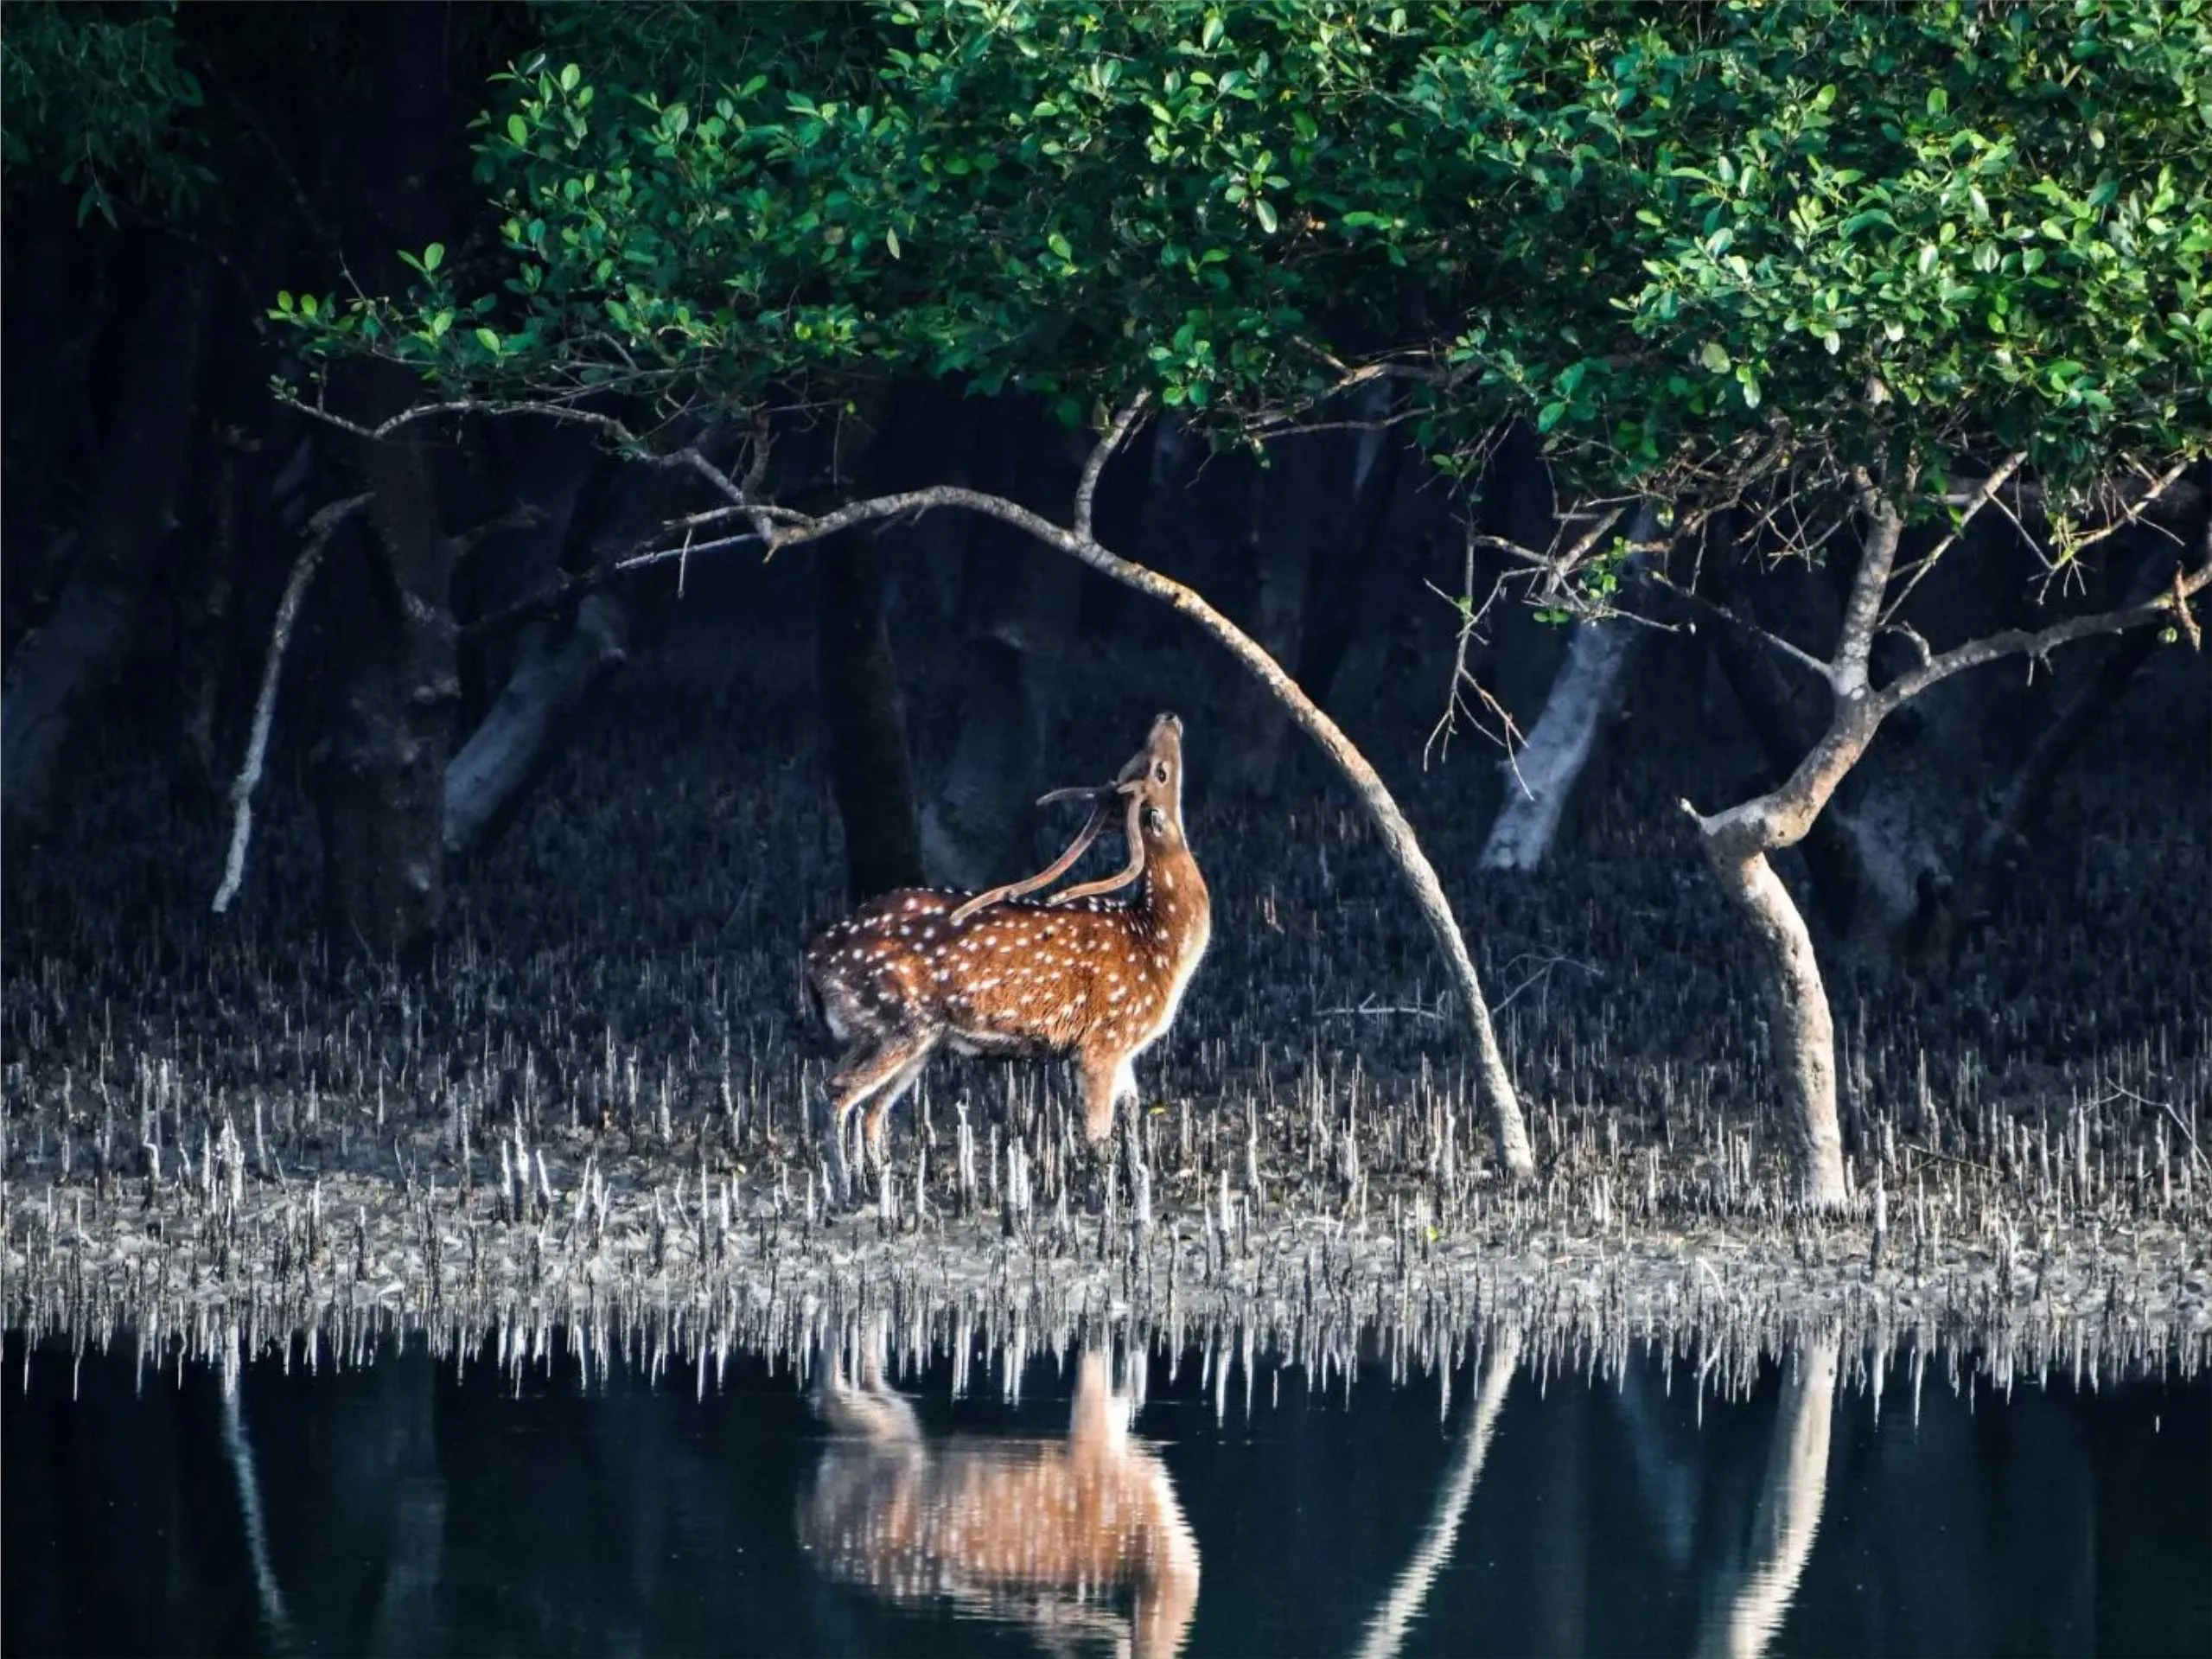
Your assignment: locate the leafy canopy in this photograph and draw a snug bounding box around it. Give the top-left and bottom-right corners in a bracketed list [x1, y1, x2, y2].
[281, 0, 2212, 514]
[1, 0, 212, 227]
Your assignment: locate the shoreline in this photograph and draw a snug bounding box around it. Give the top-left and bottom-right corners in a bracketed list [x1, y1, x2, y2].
[10, 1123, 2207, 1387]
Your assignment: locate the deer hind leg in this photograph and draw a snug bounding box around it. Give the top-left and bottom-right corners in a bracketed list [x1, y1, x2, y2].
[858, 1041, 937, 1171]
[827, 1032, 934, 1191]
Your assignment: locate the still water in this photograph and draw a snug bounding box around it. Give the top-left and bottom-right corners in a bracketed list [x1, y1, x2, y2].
[3, 1326, 2204, 1658]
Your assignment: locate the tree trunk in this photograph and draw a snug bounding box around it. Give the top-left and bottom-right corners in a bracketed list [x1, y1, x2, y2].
[1211, 450, 1320, 801]
[1296, 385, 1407, 713]
[916, 399, 1061, 889]
[818, 530, 926, 900]
[1, 261, 210, 841]
[316, 401, 463, 967]
[1700, 524, 1876, 945]
[920, 629, 1047, 890]
[1685, 495, 1910, 1211]
[1480, 502, 1659, 871]
[813, 387, 928, 902]
[1699, 832, 1848, 1202]
[311, 3, 470, 967]
[444, 593, 628, 862]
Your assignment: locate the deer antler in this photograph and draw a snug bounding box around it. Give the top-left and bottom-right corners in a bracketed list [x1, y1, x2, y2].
[947, 791, 1115, 925]
[1046, 787, 1148, 907]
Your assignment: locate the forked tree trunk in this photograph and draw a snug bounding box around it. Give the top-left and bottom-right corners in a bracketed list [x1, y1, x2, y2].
[1684, 500, 1905, 1212]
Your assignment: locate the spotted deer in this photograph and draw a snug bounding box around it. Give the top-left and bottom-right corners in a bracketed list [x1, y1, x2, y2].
[798, 1344, 1201, 1659]
[805, 712, 1210, 1186]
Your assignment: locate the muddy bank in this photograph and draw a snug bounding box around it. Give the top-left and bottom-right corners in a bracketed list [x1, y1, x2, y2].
[5, 640, 2208, 1365]
[6, 1108, 2206, 1398]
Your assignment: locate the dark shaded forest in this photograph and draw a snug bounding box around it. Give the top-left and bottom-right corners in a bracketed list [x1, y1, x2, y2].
[3, 4, 2207, 1229]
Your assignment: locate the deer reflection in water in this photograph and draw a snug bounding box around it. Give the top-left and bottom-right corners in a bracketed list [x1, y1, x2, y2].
[797, 1346, 1201, 1659]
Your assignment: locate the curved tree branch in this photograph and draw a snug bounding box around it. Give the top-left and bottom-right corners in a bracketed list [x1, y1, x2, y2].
[711, 478, 1534, 1176]
[213, 494, 372, 915]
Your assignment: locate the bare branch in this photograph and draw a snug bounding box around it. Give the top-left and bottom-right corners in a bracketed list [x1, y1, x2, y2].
[452, 503, 545, 561]
[616, 529, 768, 572]
[1879, 545, 2210, 712]
[1074, 392, 1152, 540]
[1423, 525, 1526, 772]
[214, 494, 372, 915]
[273, 386, 658, 450]
[1880, 450, 2027, 626]
[2044, 455, 2196, 564]
[1642, 571, 1832, 682]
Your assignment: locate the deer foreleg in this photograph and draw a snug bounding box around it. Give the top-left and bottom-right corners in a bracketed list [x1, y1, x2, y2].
[1077, 1049, 1140, 1144]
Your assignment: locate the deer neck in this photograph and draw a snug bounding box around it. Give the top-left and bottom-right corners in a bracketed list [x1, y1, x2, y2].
[1136, 839, 1209, 953]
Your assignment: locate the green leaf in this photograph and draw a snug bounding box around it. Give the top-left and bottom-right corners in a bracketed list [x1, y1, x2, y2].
[1254, 198, 1278, 233]
[507, 112, 528, 148]
[885, 226, 901, 260]
[475, 327, 501, 353]
[1699, 341, 1731, 373]
[423, 242, 444, 275]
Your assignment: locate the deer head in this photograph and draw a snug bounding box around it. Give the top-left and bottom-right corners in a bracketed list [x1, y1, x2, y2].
[950, 713, 1189, 925]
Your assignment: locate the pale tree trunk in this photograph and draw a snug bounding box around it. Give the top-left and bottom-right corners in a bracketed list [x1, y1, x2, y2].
[1, 262, 210, 840]
[1481, 501, 1661, 872]
[1686, 468, 2207, 1209]
[1697, 832, 1848, 1197]
[1684, 492, 1907, 1211]
[443, 593, 628, 861]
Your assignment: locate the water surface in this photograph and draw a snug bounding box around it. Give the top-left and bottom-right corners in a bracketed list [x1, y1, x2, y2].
[4, 1328, 2203, 1657]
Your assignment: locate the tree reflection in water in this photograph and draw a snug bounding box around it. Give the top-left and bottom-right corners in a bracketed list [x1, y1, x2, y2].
[1696, 1326, 1841, 1659]
[798, 1341, 1201, 1659]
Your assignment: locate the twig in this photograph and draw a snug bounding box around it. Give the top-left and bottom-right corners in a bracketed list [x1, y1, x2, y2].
[1315, 992, 1449, 1022]
[213, 495, 371, 915]
[1643, 571, 1832, 682]
[1880, 450, 2027, 627]
[1900, 1141, 1997, 1178]
[2091, 1076, 2211, 1174]
[1489, 953, 1603, 1014]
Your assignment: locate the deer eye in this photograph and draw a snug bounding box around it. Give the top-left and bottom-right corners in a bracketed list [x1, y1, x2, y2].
[1153, 762, 1170, 783]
